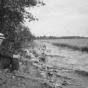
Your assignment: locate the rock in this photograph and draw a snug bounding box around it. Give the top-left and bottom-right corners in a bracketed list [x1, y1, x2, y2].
[62, 81, 68, 86]
[13, 54, 20, 59]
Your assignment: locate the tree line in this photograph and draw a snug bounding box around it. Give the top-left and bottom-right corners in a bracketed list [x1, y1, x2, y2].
[36, 36, 88, 39]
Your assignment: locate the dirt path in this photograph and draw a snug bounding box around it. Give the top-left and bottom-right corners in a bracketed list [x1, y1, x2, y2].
[35, 40, 88, 88]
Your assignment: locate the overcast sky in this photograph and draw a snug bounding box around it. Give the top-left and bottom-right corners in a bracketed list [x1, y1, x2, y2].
[25, 0, 88, 37]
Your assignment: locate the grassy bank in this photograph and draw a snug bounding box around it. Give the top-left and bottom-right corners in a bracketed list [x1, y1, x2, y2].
[75, 69, 88, 76]
[53, 43, 88, 52]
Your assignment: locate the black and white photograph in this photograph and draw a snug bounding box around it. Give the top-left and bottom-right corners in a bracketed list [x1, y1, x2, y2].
[0, 0, 88, 88]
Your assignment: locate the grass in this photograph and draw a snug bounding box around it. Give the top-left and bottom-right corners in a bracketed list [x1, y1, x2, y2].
[53, 43, 88, 52]
[40, 38, 88, 47]
[39, 38, 88, 52]
[75, 69, 88, 76]
[81, 47, 88, 52]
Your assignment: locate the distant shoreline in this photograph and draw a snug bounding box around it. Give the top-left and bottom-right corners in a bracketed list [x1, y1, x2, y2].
[35, 36, 88, 40]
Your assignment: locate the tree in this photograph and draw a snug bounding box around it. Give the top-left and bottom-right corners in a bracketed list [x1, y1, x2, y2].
[0, 0, 44, 55]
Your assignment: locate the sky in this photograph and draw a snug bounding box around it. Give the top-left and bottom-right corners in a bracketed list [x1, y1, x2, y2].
[25, 0, 88, 37]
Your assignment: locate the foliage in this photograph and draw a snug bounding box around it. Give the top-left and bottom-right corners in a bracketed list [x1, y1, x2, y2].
[0, 0, 44, 55]
[36, 36, 87, 39]
[53, 43, 88, 52]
